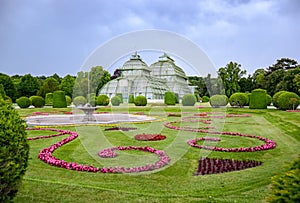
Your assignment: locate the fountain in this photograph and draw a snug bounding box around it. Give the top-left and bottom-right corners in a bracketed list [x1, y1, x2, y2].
[76, 103, 98, 122]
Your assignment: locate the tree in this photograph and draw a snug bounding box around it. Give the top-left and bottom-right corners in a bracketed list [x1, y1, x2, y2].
[188, 76, 208, 97]
[218, 62, 246, 97]
[110, 69, 121, 80]
[16, 74, 40, 98]
[253, 68, 267, 89]
[267, 58, 298, 73]
[96, 70, 111, 96]
[89, 66, 105, 94]
[239, 75, 254, 92]
[59, 75, 75, 97]
[37, 77, 60, 97]
[293, 73, 300, 94]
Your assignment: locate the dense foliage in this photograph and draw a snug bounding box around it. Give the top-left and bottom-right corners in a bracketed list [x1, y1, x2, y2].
[116, 93, 123, 103]
[16, 96, 31, 108]
[209, 95, 228, 107]
[134, 95, 147, 106]
[229, 93, 248, 107]
[273, 91, 289, 108]
[73, 96, 87, 106]
[164, 91, 176, 105]
[52, 91, 67, 108]
[249, 89, 267, 109]
[202, 96, 210, 102]
[29, 96, 45, 108]
[0, 100, 29, 202]
[128, 94, 135, 103]
[111, 96, 122, 106]
[266, 94, 272, 106]
[277, 91, 300, 110]
[96, 94, 110, 106]
[182, 94, 196, 106]
[65, 95, 72, 106]
[45, 93, 53, 106]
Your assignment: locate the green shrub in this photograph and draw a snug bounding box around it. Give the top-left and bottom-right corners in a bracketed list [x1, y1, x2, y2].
[266, 94, 272, 106]
[30, 96, 45, 108]
[266, 155, 300, 202]
[116, 93, 123, 103]
[4, 96, 12, 104]
[209, 95, 228, 107]
[0, 84, 5, 99]
[53, 90, 67, 108]
[273, 91, 289, 108]
[0, 100, 29, 202]
[277, 92, 300, 110]
[182, 94, 196, 106]
[202, 96, 210, 102]
[134, 95, 147, 106]
[16, 96, 31, 108]
[174, 93, 179, 104]
[111, 96, 122, 106]
[249, 89, 267, 109]
[96, 94, 110, 106]
[229, 93, 248, 107]
[73, 96, 87, 106]
[164, 91, 176, 105]
[128, 94, 135, 103]
[45, 93, 53, 106]
[65, 95, 72, 106]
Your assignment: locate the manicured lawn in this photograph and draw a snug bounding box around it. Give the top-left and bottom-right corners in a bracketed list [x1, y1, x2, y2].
[14, 106, 300, 202]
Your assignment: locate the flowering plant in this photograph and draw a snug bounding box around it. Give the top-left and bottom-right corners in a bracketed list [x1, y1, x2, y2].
[134, 133, 166, 141]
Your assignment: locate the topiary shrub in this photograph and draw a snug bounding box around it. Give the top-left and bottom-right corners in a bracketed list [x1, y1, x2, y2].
[277, 92, 300, 110]
[53, 90, 67, 108]
[96, 94, 110, 106]
[73, 96, 87, 106]
[266, 94, 272, 106]
[87, 94, 96, 107]
[45, 93, 53, 106]
[111, 96, 122, 106]
[116, 93, 123, 103]
[134, 95, 147, 106]
[164, 91, 176, 105]
[249, 89, 267, 109]
[174, 93, 179, 104]
[128, 94, 135, 103]
[229, 93, 248, 107]
[65, 95, 72, 106]
[30, 96, 45, 108]
[266, 155, 300, 202]
[182, 94, 196, 106]
[209, 95, 228, 107]
[202, 96, 210, 103]
[16, 96, 31, 108]
[0, 100, 29, 202]
[273, 91, 289, 108]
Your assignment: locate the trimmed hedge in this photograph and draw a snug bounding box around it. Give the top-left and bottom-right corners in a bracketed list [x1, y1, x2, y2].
[164, 91, 176, 105]
[266, 94, 272, 106]
[249, 89, 267, 109]
[73, 96, 87, 106]
[202, 96, 210, 102]
[273, 91, 289, 108]
[209, 95, 228, 107]
[53, 91, 67, 108]
[45, 93, 53, 106]
[0, 100, 29, 202]
[16, 96, 31, 108]
[96, 94, 110, 106]
[65, 95, 72, 106]
[111, 96, 122, 106]
[229, 93, 248, 107]
[30, 96, 45, 108]
[134, 95, 147, 106]
[182, 94, 196, 106]
[277, 92, 300, 110]
[128, 94, 135, 103]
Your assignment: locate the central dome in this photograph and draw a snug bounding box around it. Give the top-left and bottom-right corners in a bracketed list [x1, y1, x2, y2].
[121, 52, 150, 72]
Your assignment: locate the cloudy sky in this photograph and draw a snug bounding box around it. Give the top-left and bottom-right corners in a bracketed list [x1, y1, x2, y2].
[0, 0, 299, 77]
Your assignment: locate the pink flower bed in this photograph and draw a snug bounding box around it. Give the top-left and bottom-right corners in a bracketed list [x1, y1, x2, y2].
[134, 133, 166, 141]
[164, 122, 213, 132]
[104, 127, 137, 131]
[26, 128, 69, 140]
[194, 157, 262, 175]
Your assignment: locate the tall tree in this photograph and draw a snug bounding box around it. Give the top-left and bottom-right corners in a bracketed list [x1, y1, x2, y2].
[218, 62, 246, 97]
[96, 70, 111, 96]
[89, 66, 105, 94]
[267, 58, 298, 73]
[0, 73, 17, 100]
[17, 74, 40, 98]
[293, 73, 300, 94]
[253, 68, 267, 89]
[59, 75, 75, 97]
[37, 77, 60, 97]
[239, 75, 254, 92]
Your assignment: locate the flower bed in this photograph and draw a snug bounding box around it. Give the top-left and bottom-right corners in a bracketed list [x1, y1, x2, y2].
[104, 127, 138, 131]
[26, 128, 70, 140]
[167, 113, 181, 117]
[134, 133, 166, 141]
[164, 121, 214, 132]
[194, 157, 262, 175]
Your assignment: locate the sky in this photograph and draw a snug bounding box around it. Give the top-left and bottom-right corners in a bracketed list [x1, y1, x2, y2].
[0, 0, 299, 77]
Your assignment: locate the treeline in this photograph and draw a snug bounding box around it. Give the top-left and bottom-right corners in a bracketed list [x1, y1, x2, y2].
[188, 58, 300, 98]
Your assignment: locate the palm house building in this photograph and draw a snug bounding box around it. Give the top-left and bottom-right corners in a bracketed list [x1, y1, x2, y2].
[99, 52, 193, 102]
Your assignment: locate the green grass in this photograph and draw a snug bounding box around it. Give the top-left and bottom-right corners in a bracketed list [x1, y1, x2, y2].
[13, 106, 300, 202]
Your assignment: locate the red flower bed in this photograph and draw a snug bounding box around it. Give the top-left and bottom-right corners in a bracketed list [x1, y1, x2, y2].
[167, 113, 181, 117]
[26, 128, 69, 140]
[194, 157, 262, 175]
[104, 127, 137, 131]
[134, 133, 166, 141]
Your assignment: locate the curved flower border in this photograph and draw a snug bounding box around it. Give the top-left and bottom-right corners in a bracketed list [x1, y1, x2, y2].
[26, 128, 70, 140]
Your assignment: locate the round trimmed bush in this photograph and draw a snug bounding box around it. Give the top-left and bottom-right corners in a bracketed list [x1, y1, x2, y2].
[128, 94, 135, 103]
[30, 96, 45, 108]
[111, 96, 122, 106]
[65, 95, 72, 106]
[209, 95, 228, 107]
[96, 94, 110, 106]
[45, 93, 53, 106]
[182, 94, 196, 106]
[164, 91, 176, 105]
[53, 90, 67, 108]
[0, 100, 29, 202]
[73, 96, 87, 106]
[134, 95, 147, 106]
[266, 94, 272, 106]
[229, 93, 248, 107]
[116, 93, 123, 103]
[16, 96, 31, 108]
[249, 89, 267, 109]
[202, 96, 210, 102]
[273, 91, 289, 108]
[277, 92, 300, 110]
